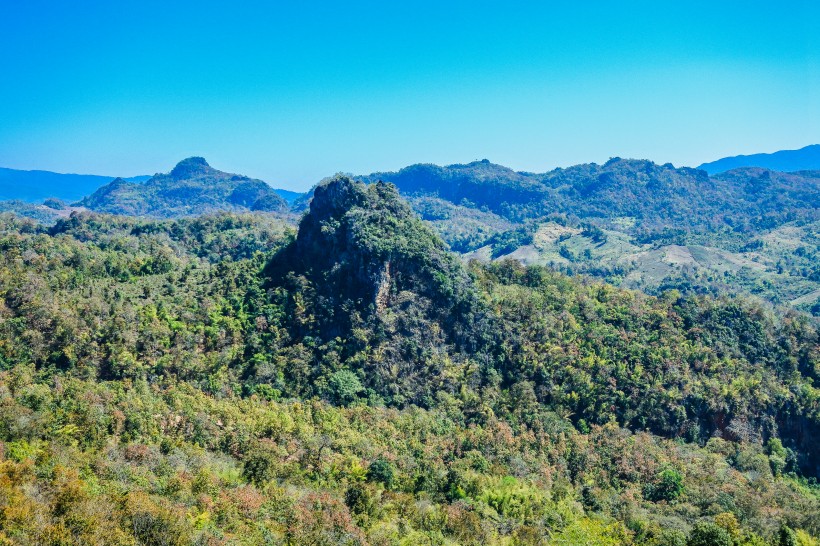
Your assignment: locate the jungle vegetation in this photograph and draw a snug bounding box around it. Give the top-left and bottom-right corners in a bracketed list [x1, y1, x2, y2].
[0, 177, 817, 544]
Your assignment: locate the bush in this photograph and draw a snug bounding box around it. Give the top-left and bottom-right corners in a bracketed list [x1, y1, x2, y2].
[43, 198, 67, 210]
[126, 493, 191, 546]
[779, 524, 798, 546]
[344, 482, 376, 518]
[243, 444, 277, 486]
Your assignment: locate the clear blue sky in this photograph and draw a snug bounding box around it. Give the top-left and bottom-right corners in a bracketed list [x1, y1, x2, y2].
[1, 1, 817, 191]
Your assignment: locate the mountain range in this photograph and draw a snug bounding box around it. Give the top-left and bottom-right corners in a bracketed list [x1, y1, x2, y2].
[3, 145, 819, 204]
[363, 159, 820, 315]
[1, 152, 818, 317]
[698, 144, 820, 174]
[0, 167, 149, 202]
[0, 160, 298, 205]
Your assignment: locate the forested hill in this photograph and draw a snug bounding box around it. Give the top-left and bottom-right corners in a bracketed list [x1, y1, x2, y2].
[271, 179, 820, 473]
[79, 157, 289, 217]
[363, 158, 819, 231]
[360, 159, 820, 315]
[0, 177, 818, 543]
[264, 176, 487, 405]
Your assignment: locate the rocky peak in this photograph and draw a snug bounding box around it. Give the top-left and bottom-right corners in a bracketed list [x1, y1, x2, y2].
[269, 174, 481, 340]
[170, 157, 212, 180]
[300, 176, 368, 228]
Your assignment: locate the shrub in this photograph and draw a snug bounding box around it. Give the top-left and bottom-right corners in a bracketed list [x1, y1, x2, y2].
[779, 524, 799, 546]
[344, 482, 376, 518]
[652, 529, 687, 546]
[243, 445, 276, 486]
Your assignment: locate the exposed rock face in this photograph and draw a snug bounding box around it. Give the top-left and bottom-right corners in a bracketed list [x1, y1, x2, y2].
[375, 261, 392, 315]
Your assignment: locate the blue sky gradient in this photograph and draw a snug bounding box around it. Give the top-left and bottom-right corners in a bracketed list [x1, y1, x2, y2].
[1, 1, 817, 190]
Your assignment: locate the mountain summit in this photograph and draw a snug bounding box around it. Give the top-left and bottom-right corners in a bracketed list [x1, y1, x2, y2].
[79, 157, 288, 217]
[169, 156, 213, 179]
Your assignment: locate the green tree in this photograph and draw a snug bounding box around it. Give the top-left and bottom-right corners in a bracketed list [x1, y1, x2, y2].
[645, 468, 684, 502]
[328, 369, 364, 405]
[778, 524, 798, 546]
[367, 458, 395, 489]
[688, 522, 732, 546]
[652, 529, 687, 546]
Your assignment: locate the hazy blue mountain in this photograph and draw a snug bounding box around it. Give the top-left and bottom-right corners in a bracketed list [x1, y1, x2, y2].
[272, 188, 304, 204]
[1, 164, 300, 207]
[697, 144, 820, 174]
[79, 157, 288, 217]
[0, 167, 149, 202]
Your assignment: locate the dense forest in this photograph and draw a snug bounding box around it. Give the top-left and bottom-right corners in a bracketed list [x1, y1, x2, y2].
[0, 177, 817, 545]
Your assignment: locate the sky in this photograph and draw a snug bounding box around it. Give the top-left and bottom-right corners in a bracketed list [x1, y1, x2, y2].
[0, 1, 818, 191]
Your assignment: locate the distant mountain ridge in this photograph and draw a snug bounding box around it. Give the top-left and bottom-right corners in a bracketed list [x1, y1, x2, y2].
[362, 158, 819, 232]
[79, 157, 289, 217]
[356, 158, 819, 315]
[0, 163, 297, 205]
[0, 167, 149, 202]
[698, 144, 820, 174]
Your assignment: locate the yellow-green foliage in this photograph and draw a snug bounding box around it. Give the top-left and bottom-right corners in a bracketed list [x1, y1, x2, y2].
[0, 369, 817, 544]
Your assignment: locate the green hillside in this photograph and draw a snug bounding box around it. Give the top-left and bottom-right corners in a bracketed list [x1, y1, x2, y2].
[7, 155, 815, 315]
[0, 180, 818, 544]
[365, 159, 819, 232]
